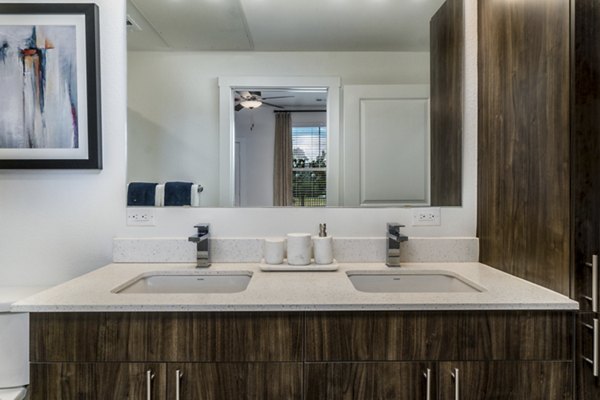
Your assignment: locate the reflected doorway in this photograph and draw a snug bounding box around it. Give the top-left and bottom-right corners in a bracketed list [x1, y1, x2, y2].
[233, 88, 328, 207]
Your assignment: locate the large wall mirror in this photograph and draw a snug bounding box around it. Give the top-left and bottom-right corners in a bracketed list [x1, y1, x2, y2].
[127, 0, 463, 208]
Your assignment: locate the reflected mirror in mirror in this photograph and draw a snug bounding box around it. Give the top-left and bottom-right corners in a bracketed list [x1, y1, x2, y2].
[127, 0, 462, 208]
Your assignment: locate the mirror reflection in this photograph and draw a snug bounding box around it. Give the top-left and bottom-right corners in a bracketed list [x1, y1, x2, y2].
[126, 0, 462, 208]
[234, 88, 328, 207]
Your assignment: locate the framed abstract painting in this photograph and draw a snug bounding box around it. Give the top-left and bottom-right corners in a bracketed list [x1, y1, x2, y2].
[0, 4, 101, 169]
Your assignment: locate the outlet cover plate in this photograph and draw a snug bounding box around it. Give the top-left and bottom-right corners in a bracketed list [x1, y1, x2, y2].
[127, 208, 156, 226]
[412, 207, 441, 226]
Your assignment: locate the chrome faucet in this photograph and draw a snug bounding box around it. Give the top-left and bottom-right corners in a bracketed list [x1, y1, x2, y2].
[386, 223, 408, 267]
[188, 223, 211, 268]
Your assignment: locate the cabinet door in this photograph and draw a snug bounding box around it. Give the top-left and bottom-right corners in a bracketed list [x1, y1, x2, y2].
[577, 312, 600, 399]
[29, 362, 166, 400]
[167, 363, 302, 400]
[304, 362, 434, 400]
[438, 362, 572, 400]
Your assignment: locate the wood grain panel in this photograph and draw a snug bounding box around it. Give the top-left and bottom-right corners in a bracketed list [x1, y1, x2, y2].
[304, 362, 433, 400]
[305, 311, 573, 362]
[31, 312, 303, 362]
[477, 0, 571, 295]
[572, 0, 600, 309]
[430, 0, 463, 206]
[29, 363, 166, 400]
[167, 363, 302, 400]
[457, 311, 573, 361]
[165, 311, 303, 362]
[305, 312, 458, 362]
[30, 313, 167, 362]
[438, 361, 573, 400]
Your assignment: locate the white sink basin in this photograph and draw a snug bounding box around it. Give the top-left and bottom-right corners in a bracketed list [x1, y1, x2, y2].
[347, 270, 484, 293]
[112, 271, 253, 294]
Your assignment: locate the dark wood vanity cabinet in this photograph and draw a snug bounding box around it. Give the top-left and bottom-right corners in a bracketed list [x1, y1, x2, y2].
[29, 311, 575, 399]
[305, 311, 574, 400]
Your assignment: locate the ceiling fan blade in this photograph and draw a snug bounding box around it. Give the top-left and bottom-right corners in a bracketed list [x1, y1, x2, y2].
[235, 103, 244, 111]
[261, 96, 294, 100]
[262, 101, 284, 109]
[249, 91, 262, 97]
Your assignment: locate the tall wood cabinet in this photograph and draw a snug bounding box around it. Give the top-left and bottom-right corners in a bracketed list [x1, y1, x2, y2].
[477, 0, 600, 398]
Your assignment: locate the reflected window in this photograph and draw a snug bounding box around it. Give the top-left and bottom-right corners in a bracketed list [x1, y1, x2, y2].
[292, 125, 327, 207]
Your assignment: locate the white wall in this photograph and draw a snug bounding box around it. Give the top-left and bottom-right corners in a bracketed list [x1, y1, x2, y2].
[0, 0, 127, 286]
[0, 0, 477, 287]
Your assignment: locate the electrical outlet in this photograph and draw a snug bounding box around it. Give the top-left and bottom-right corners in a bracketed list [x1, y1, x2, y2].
[412, 207, 441, 226]
[127, 208, 156, 226]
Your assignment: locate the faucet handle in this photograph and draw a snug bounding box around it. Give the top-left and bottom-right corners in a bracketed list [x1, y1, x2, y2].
[194, 223, 210, 235]
[387, 223, 405, 234]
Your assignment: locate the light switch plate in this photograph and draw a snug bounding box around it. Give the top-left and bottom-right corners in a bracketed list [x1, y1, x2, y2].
[127, 208, 156, 226]
[412, 207, 441, 226]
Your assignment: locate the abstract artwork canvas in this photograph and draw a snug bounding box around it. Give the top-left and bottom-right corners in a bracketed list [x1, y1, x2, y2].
[0, 4, 101, 169]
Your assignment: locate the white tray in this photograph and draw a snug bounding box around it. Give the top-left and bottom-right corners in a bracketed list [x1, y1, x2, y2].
[259, 259, 339, 272]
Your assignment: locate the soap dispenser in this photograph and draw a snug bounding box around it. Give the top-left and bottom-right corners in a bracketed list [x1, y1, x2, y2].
[313, 223, 333, 265]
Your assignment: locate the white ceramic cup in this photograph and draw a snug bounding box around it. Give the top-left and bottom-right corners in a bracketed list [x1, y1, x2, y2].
[264, 238, 286, 265]
[286, 233, 312, 266]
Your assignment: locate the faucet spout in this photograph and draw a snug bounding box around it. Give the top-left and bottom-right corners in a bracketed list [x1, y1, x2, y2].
[386, 223, 408, 267]
[188, 223, 211, 268]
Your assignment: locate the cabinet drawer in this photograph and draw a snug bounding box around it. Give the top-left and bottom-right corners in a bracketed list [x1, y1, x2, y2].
[167, 363, 302, 400]
[305, 362, 434, 400]
[29, 362, 166, 400]
[31, 312, 303, 362]
[438, 361, 573, 400]
[306, 311, 573, 361]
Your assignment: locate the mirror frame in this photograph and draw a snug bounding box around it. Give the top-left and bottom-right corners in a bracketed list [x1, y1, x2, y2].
[218, 76, 341, 207]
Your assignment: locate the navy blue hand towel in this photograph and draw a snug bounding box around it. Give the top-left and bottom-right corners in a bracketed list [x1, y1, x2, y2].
[165, 181, 193, 206]
[127, 182, 158, 206]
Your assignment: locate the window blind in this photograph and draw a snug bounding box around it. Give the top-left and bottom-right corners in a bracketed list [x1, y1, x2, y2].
[291, 126, 327, 207]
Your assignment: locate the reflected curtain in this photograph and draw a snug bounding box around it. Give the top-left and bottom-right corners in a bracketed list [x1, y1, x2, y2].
[273, 112, 293, 206]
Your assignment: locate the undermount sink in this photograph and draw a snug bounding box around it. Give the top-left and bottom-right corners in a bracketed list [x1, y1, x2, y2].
[347, 270, 484, 293]
[112, 271, 253, 294]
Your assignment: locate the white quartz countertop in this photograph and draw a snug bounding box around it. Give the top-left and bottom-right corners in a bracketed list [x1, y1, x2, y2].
[11, 262, 579, 312]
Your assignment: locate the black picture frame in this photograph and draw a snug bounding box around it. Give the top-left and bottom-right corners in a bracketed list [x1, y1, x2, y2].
[0, 3, 102, 169]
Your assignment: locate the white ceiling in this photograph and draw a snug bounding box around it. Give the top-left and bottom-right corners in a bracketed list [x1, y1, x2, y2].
[127, 0, 446, 52]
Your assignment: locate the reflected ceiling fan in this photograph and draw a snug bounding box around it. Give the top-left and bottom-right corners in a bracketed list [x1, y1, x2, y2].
[234, 91, 294, 111]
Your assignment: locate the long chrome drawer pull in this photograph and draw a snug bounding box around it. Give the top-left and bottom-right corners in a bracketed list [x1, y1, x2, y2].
[175, 369, 183, 400]
[593, 256, 599, 312]
[594, 319, 599, 377]
[451, 368, 459, 400]
[146, 370, 155, 400]
[423, 368, 432, 400]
